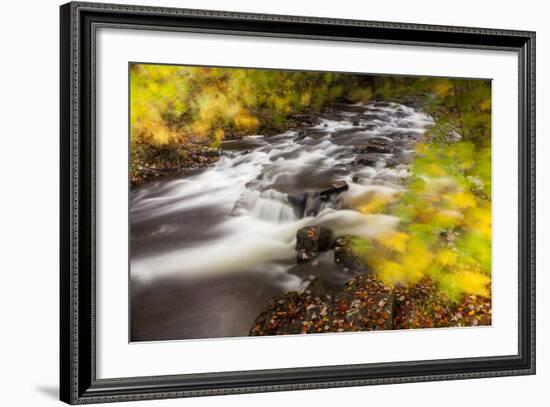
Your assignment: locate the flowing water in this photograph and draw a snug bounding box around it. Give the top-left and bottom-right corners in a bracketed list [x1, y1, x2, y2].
[130, 101, 434, 341]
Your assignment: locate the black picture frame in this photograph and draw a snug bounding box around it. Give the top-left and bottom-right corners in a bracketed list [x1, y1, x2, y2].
[60, 1, 536, 404]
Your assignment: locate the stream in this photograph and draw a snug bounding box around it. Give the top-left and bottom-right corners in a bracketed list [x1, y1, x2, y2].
[130, 101, 434, 341]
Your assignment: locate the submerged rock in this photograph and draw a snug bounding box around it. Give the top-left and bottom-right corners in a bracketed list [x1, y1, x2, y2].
[351, 175, 369, 184]
[353, 154, 379, 167]
[295, 131, 307, 141]
[334, 236, 368, 273]
[304, 278, 329, 298]
[320, 181, 349, 201]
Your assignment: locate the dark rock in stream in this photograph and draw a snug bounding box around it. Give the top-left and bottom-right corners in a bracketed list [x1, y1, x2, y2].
[302, 193, 323, 217]
[296, 226, 333, 264]
[295, 131, 307, 141]
[354, 139, 391, 154]
[353, 154, 379, 167]
[319, 181, 349, 201]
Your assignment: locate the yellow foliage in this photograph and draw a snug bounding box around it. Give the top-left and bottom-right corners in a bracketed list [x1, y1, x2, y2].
[401, 239, 433, 281]
[347, 79, 492, 300]
[130, 63, 358, 151]
[437, 248, 458, 266]
[347, 189, 403, 214]
[458, 160, 475, 171]
[151, 126, 173, 145]
[234, 111, 260, 132]
[415, 143, 429, 154]
[191, 122, 210, 137]
[445, 191, 477, 209]
[373, 237, 431, 285]
[431, 209, 463, 229]
[348, 87, 373, 103]
[273, 96, 291, 113]
[212, 128, 225, 147]
[376, 260, 407, 285]
[464, 205, 492, 240]
[377, 232, 410, 254]
[479, 99, 491, 112]
[440, 271, 490, 300]
[300, 92, 311, 106]
[426, 163, 446, 177]
[358, 195, 392, 214]
[413, 205, 436, 224]
[433, 80, 454, 97]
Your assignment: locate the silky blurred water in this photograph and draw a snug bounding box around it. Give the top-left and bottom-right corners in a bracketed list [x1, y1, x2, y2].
[130, 101, 433, 341]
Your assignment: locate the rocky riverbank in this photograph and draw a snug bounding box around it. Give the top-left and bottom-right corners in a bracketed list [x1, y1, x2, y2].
[250, 272, 491, 336]
[131, 142, 221, 187]
[249, 224, 492, 336]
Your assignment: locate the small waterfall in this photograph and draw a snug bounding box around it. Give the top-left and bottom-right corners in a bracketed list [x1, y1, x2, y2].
[232, 189, 299, 222]
[250, 189, 298, 222]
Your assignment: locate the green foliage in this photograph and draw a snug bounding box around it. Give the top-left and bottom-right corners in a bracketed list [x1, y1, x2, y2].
[130, 64, 376, 183]
[349, 79, 492, 300]
[130, 64, 371, 146]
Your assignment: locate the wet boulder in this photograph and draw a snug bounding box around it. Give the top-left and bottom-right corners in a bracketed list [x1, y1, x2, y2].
[319, 181, 349, 202]
[351, 175, 370, 185]
[303, 193, 323, 217]
[334, 236, 368, 273]
[296, 226, 333, 252]
[354, 139, 391, 154]
[296, 226, 333, 264]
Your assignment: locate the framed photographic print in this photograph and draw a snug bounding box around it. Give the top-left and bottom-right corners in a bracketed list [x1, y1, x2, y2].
[60, 1, 536, 404]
